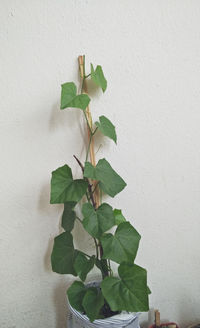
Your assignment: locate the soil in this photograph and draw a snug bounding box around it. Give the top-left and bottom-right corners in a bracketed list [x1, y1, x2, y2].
[100, 301, 120, 318]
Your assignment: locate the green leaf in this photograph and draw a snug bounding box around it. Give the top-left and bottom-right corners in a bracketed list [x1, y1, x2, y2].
[101, 222, 141, 264]
[62, 202, 77, 232]
[84, 159, 126, 197]
[61, 82, 90, 110]
[67, 281, 86, 312]
[95, 116, 117, 143]
[74, 252, 95, 281]
[50, 164, 88, 204]
[82, 287, 104, 322]
[82, 203, 115, 238]
[101, 263, 149, 312]
[90, 64, 107, 92]
[113, 209, 126, 225]
[51, 232, 77, 275]
[95, 259, 109, 278]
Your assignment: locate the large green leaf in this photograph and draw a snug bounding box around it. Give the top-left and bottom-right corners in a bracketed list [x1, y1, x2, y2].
[90, 64, 107, 92]
[101, 222, 141, 264]
[74, 252, 95, 281]
[67, 281, 86, 312]
[61, 82, 90, 110]
[82, 287, 104, 322]
[95, 116, 117, 143]
[62, 202, 77, 232]
[113, 209, 126, 226]
[51, 232, 77, 275]
[101, 263, 149, 312]
[84, 159, 126, 197]
[82, 203, 115, 238]
[50, 164, 88, 204]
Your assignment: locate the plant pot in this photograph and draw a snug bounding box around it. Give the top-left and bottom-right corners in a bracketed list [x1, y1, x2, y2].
[67, 281, 140, 328]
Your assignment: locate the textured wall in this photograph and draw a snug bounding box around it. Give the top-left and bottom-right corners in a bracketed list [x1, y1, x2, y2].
[1, 1, 200, 327]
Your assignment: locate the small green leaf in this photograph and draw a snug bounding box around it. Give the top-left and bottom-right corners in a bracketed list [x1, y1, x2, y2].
[50, 164, 88, 204]
[74, 252, 95, 281]
[61, 82, 90, 110]
[62, 202, 77, 232]
[101, 222, 141, 264]
[95, 116, 117, 143]
[82, 287, 104, 322]
[91, 64, 107, 92]
[82, 203, 115, 238]
[101, 263, 149, 312]
[84, 159, 126, 198]
[51, 232, 77, 275]
[95, 259, 109, 278]
[113, 209, 126, 226]
[67, 281, 86, 312]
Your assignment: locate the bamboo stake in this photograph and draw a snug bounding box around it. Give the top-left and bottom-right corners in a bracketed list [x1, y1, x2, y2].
[78, 55, 100, 208]
[155, 310, 160, 328]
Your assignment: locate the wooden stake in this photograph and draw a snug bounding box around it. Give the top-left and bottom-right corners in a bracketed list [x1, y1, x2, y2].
[78, 55, 100, 208]
[155, 310, 160, 328]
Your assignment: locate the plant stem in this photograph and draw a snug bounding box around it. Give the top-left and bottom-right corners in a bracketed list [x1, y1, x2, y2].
[81, 251, 92, 259]
[76, 216, 82, 224]
[73, 154, 96, 207]
[83, 111, 93, 135]
[92, 181, 99, 194]
[86, 131, 93, 162]
[94, 238, 99, 259]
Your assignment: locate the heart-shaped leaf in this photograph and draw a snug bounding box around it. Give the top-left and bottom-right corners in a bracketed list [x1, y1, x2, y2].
[101, 263, 149, 312]
[74, 252, 95, 281]
[101, 222, 141, 264]
[51, 232, 77, 275]
[82, 287, 104, 322]
[62, 202, 77, 232]
[67, 281, 86, 312]
[91, 64, 107, 92]
[84, 159, 126, 197]
[61, 82, 90, 110]
[95, 115, 117, 143]
[82, 202, 115, 238]
[50, 164, 88, 204]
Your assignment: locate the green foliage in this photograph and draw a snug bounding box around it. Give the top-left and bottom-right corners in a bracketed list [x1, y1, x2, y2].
[50, 57, 150, 322]
[113, 209, 126, 225]
[61, 82, 90, 110]
[62, 202, 77, 232]
[91, 64, 107, 92]
[84, 159, 126, 197]
[67, 282, 104, 322]
[50, 164, 88, 204]
[101, 222, 141, 264]
[67, 281, 86, 312]
[82, 203, 115, 238]
[74, 252, 95, 281]
[51, 232, 77, 275]
[101, 263, 149, 312]
[95, 115, 117, 143]
[82, 287, 104, 322]
[95, 258, 109, 278]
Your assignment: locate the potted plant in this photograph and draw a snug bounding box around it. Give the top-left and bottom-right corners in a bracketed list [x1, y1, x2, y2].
[50, 55, 150, 326]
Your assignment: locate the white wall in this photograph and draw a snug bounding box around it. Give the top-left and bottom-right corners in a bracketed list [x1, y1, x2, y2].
[1, 1, 200, 327]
